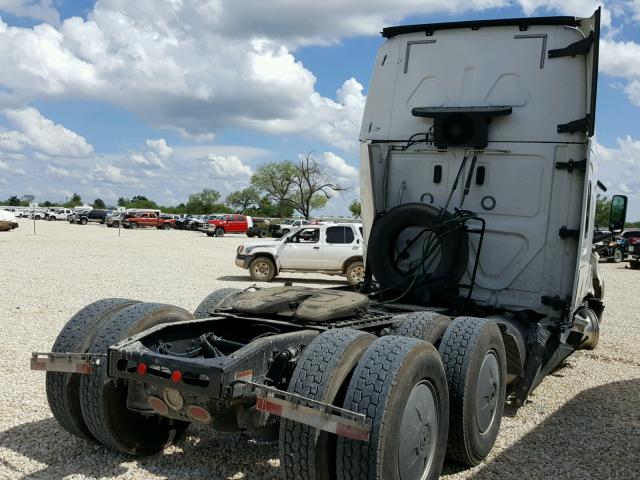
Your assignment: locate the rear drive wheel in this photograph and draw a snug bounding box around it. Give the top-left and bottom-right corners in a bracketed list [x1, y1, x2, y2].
[345, 260, 365, 286]
[193, 288, 241, 319]
[79, 217, 88, 225]
[215, 228, 224, 237]
[79, 303, 193, 455]
[392, 311, 451, 349]
[249, 256, 276, 281]
[439, 317, 507, 466]
[280, 329, 375, 480]
[46, 298, 140, 442]
[337, 336, 449, 480]
[162, 223, 171, 230]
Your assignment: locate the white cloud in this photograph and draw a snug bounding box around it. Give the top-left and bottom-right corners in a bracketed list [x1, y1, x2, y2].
[0, 0, 60, 25]
[94, 163, 131, 185]
[600, 38, 640, 106]
[145, 138, 172, 159]
[598, 136, 640, 220]
[207, 154, 253, 179]
[2, 106, 93, 156]
[320, 151, 358, 187]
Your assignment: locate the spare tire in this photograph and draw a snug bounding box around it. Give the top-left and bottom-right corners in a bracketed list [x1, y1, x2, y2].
[367, 203, 468, 302]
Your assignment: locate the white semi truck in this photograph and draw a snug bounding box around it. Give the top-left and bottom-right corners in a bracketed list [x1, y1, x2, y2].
[32, 9, 628, 480]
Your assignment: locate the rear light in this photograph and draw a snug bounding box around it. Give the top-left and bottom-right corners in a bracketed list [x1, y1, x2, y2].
[171, 370, 182, 383]
[147, 396, 169, 415]
[187, 405, 212, 423]
[136, 363, 148, 376]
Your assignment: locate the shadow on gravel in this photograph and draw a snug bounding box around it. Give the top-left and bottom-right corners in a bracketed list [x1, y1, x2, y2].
[462, 379, 640, 480]
[0, 419, 279, 479]
[217, 275, 346, 285]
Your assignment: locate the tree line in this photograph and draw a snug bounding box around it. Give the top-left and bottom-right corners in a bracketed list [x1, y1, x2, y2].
[2, 155, 363, 219]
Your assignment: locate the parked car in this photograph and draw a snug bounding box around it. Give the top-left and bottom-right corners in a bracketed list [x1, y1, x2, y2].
[106, 212, 126, 228]
[46, 208, 73, 221]
[121, 212, 175, 229]
[247, 217, 270, 238]
[0, 210, 19, 231]
[70, 209, 107, 225]
[174, 215, 194, 230]
[593, 231, 628, 263]
[204, 214, 252, 237]
[235, 222, 365, 285]
[269, 218, 311, 237]
[29, 210, 46, 220]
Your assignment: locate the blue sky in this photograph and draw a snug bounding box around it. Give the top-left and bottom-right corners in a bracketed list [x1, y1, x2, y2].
[0, 1, 639, 218]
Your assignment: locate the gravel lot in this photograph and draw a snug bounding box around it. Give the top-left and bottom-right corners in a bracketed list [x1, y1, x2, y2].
[1, 218, 639, 479]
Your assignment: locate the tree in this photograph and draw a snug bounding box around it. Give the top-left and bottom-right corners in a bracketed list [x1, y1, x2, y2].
[287, 154, 346, 219]
[93, 198, 106, 209]
[7, 196, 20, 206]
[22, 194, 35, 205]
[349, 200, 361, 218]
[594, 194, 610, 228]
[251, 161, 298, 217]
[117, 197, 127, 207]
[226, 187, 261, 213]
[185, 189, 222, 214]
[64, 193, 82, 208]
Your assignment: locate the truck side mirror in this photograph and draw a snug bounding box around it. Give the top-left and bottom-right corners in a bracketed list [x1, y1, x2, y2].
[609, 195, 628, 232]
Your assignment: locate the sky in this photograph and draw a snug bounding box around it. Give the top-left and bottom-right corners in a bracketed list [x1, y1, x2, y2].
[0, 0, 639, 219]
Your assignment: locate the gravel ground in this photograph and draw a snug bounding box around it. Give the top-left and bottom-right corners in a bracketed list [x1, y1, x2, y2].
[0, 218, 638, 479]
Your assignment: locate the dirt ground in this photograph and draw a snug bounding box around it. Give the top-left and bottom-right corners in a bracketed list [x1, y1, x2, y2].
[0, 219, 638, 479]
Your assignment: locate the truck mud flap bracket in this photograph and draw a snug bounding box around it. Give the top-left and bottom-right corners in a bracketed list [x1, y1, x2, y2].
[30, 352, 106, 374]
[234, 380, 371, 441]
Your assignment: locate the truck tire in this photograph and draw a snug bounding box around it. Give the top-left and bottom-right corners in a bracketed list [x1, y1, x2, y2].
[249, 256, 276, 281]
[162, 223, 171, 230]
[439, 317, 507, 466]
[280, 329, 375, 480]
[206, 232, 214, 237]
[392, 311, 451, 349]
[345, 260, 365, 286]
[193, 288, 241, 318]
[79, 303, 193, 455]
[259, 230, 267, 238]
[48, 216, 55, 221]
[611, 249, 623, 263]
[112, 221, 119, 228]
[215, 227, 224, 237]
[282, 229, 290, 236]
[337, 336, 449, 480]
[130, 223, 137, 229]
[46, 298, 140, 442]
[79, 217, 88, 225]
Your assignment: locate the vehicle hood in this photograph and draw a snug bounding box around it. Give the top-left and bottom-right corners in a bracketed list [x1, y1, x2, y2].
[243, 240, 282, 250]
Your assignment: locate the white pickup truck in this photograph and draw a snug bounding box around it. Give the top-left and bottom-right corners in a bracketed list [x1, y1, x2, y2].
[46, 208, 73, 221]
[235, 222, 365, 285]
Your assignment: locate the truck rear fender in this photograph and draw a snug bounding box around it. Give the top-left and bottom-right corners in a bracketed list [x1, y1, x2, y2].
[342, 256, 364, 273]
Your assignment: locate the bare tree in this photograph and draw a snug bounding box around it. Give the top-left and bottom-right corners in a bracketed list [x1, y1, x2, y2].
[288, 153, 346, 219]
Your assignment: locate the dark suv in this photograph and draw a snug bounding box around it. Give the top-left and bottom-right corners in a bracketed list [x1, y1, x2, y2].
[71, 209, 108, 225]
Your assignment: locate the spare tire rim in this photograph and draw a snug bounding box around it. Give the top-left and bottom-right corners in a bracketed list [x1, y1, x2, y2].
[475, 350, 500, 434]
[393, 226, 442, 277]
[398, 380, 439, 480]
[252, 261, 271, 279]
